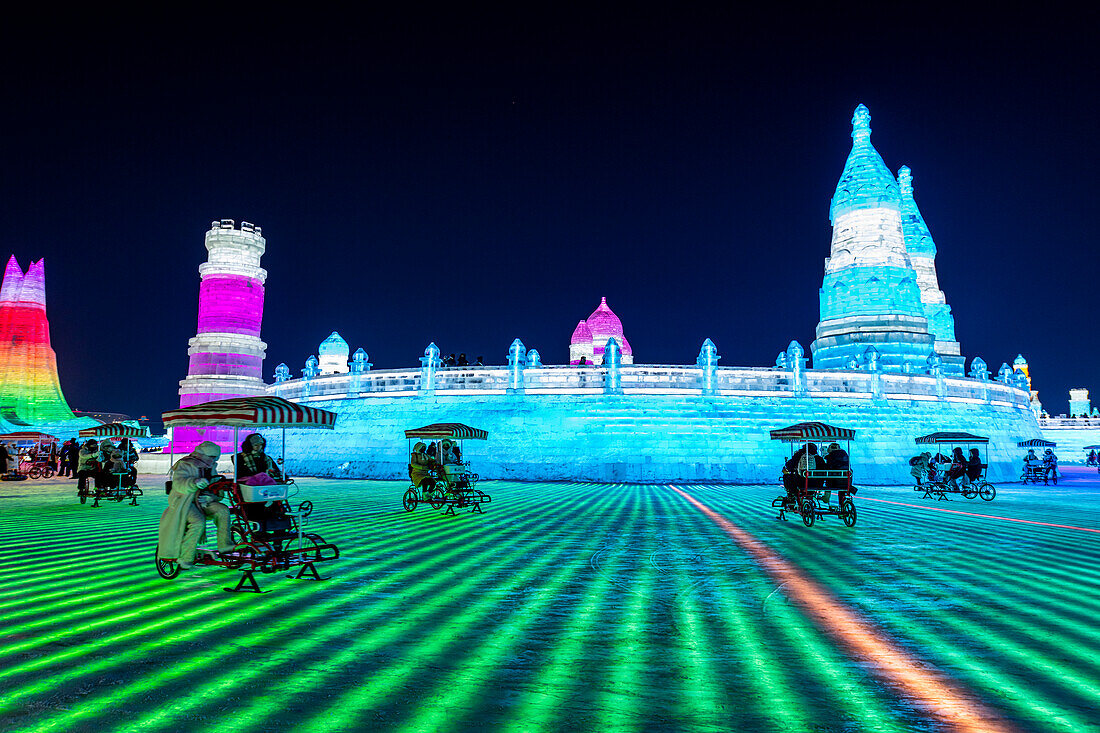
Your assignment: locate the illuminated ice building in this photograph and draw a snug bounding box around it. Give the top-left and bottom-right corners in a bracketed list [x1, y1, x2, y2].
[243, 105, 1039, 483]
[168, 220, 268, 453]
[0, 256, 96, 434]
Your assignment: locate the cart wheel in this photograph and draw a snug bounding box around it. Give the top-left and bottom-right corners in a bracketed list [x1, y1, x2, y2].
[303, 533, 325, 562]
[230, 523, 248, 545]
[1051, 474, 1058, 486]
[799, 498, 815, 527]
[78, 488, 87, 504]
[28, 467, 40, 480]
[961, 488, 977, 499]
[402, 488, 418, 512]
[841, 499, 857, 527]
[428, 487, 446, 510]
[155, 545, 180, 579]
[978, 483, 996, 501]
[45, 467, 56, 478]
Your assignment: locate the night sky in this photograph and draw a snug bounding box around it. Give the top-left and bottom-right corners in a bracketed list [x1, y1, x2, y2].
[1, 9, 1095, 424]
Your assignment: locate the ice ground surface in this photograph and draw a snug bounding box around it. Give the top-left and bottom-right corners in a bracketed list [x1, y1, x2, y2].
[1, 471, 1098, 732]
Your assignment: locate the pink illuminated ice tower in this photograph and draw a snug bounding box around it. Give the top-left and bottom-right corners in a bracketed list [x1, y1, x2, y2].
[169, 220, 268, 453]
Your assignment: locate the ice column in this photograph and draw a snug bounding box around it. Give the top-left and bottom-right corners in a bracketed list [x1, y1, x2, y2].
[697, 338, 719, 395]
[507, 339, 526, 393]
[170, 220, 268, 453]
[605, 338, 622, 394]
[420, 343, 440, 394]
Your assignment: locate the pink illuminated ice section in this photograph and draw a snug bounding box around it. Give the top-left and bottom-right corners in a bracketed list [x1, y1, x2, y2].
[569, 297, 633, 365]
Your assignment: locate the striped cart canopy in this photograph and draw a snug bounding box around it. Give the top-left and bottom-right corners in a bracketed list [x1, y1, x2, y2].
[0, 431, 58, 443]
[1016, 438, 1057, 448]
[79, 423, 150, 438]
[769, 422, 855, 442]
[915, 432, 989, 445]
[404, 423, 488, 440]
[162, 396, 337, 429]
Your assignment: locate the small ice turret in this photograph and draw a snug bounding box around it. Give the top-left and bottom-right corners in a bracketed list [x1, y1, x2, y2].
[969, 357, 989, 381]
[302, 355, 320, 379]
[350, 348, 372, 374]
[507, 338, 527, 391]
[318, 331, 350, 375]
[274, 363, 290, 383]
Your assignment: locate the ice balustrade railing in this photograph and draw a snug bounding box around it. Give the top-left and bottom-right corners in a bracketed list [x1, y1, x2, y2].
[270, 364, 1030, 407]
[1038, 416, 1100, 427]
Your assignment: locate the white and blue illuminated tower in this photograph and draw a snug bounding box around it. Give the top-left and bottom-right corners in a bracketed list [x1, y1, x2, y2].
[898, 165, 964, 374]
[811, 104, 934, 372]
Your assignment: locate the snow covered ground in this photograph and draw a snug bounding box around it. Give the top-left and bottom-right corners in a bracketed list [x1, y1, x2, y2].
[1, 469, 1097, 731]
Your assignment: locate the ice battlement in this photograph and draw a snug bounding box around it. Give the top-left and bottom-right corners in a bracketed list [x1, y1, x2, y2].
[209, 219, 263, 237]
[270, 363, 1031, 409]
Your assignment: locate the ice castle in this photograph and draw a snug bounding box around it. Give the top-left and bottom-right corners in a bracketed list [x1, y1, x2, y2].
[211, 104, 1039, 483]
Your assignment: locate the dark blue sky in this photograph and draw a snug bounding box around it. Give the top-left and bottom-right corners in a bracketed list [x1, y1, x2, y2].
[1, 8, 1095, 421]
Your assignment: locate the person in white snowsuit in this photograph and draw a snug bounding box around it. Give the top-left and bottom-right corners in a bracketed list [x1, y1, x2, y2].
[158, 441, 233, 569]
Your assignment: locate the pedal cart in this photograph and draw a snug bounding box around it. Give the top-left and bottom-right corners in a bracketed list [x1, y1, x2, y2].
[770, 422, 857, 527]
[1084, 445, 1100, 468]
[0, 432, 58, 479]
[156, 396, 340, 593]
[76, 423, 148, 506]
[1018, 438, 1058, 485]
[403, 423, 491, 515]
[913, 432, 996, 501]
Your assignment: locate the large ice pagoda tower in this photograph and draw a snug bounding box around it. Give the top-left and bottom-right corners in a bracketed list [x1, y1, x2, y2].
[811, 104, 935, 372]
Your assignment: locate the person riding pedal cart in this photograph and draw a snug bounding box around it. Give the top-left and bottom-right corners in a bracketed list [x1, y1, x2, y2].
[158, 441, 234, 570]
[236, 433, 285, 486]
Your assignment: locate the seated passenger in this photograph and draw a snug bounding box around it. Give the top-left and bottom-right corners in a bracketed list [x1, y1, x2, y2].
[945, 447, 967, 487]
[118, 438, 139, 485]
[965, 448, 983, 484]
[76, 439, 102, 493]
[1042, 448, 1058, 479]
[409, 442, 432, 488]
[1022, 448, 1042, 474]
[236, 433, 284, 486]
[797, 443, 826, 489]
[782, 446, 808, 497]
[158, 441, 232, 570]
[822, 442, 850, 504]
[909, 452, 932, 485]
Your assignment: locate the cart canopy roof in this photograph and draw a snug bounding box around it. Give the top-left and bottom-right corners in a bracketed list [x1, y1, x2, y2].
[1084, 445, 1100, 450]
[162, 396, 337, 429]
[79, 423, 149, 438]
[915, 432, 989, 444]
[0, 431, 57, 442]
[1016, 438, 1056, 448]
[404, 423, 488, 440]
[769, 422, 854, 442]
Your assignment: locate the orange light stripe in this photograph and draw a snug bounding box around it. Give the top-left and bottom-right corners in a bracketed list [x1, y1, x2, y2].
[863, 497, 1100, 534]
[670, 486, 1017, 733]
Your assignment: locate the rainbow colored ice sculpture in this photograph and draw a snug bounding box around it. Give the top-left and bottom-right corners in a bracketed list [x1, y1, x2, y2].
[0, 256, 92, 431]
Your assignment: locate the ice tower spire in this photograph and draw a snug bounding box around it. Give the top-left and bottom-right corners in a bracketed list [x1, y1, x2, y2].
[898, 165, 964, 374]
[811, 104, 934, 372]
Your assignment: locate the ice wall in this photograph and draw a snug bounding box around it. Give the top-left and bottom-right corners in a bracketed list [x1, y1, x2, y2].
[269, 365, 1039, 485]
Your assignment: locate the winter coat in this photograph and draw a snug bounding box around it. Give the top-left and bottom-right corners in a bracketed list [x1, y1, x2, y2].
[77, 446, 101, 473]
[157, 453, 218, 558]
